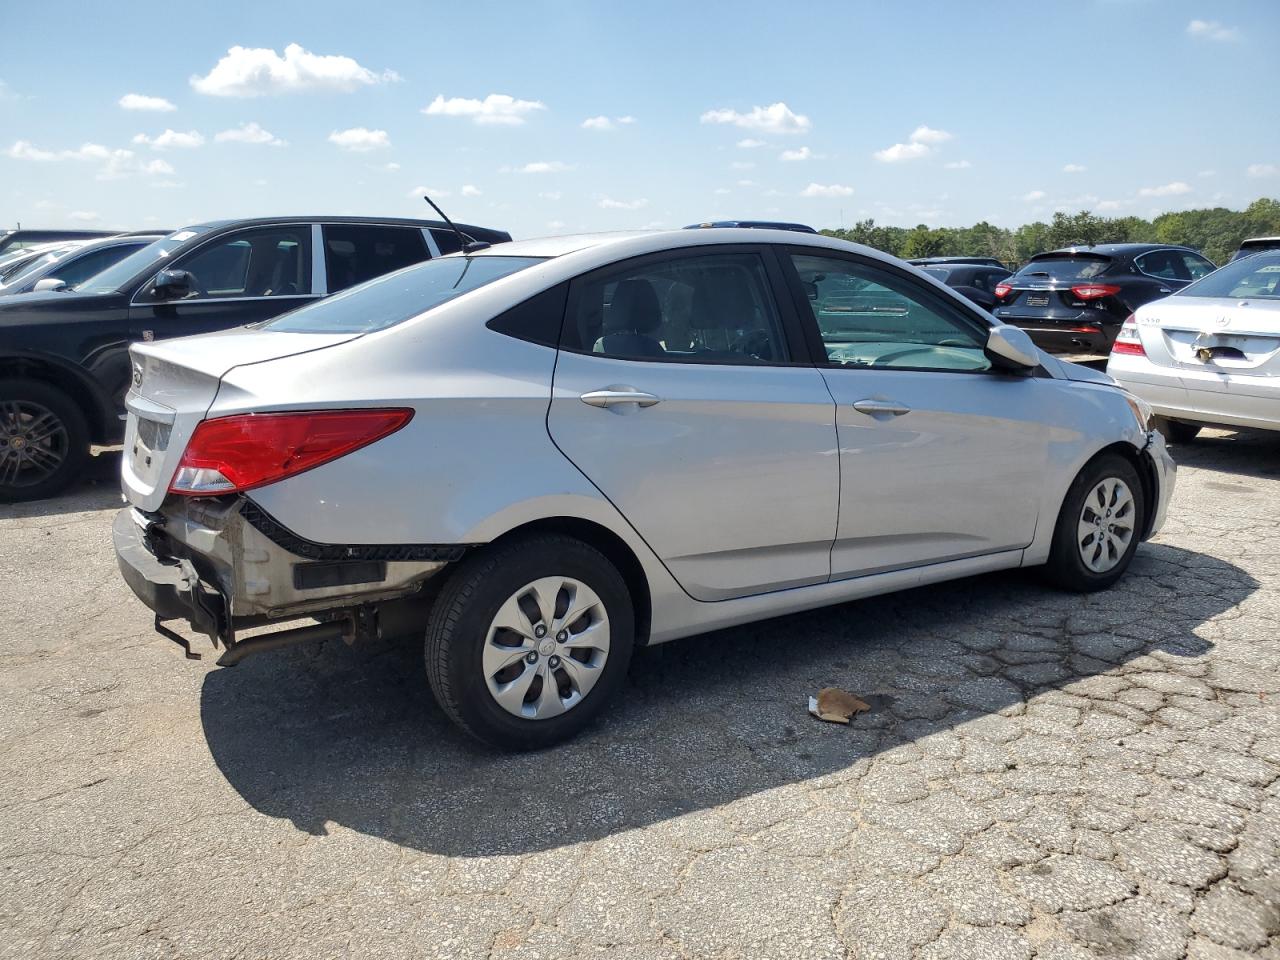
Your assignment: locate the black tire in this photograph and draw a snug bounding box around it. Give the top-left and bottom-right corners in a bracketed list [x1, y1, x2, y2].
[1154, 417, 1202, 444]
[0, 378, 90, 503]
[424, 534, 635, 750]
[1042, 453, 1146, 593]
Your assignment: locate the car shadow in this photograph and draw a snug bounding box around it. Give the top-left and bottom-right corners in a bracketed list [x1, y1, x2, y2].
[1170, 427, 1280, 482]
[0, 450, 122, 521]
[200, 542, 1253, 857]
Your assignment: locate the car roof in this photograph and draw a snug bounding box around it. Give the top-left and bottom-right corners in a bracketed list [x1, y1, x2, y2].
[181, 215, 509, 242]
[1039, 242, 1197, 257]
[1239, 236, 1280, 245]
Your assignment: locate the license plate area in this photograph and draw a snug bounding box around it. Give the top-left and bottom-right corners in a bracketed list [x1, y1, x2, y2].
[1026, 294, 1050, 307]
[131, 417, 172, 479]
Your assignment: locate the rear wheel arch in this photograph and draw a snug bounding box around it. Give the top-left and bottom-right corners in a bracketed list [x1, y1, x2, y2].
[0, 355, 114, 442]
[478, 516, 653, 647]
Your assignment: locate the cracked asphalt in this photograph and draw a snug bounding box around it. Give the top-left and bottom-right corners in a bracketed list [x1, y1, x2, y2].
[2, 429, 1279, 959]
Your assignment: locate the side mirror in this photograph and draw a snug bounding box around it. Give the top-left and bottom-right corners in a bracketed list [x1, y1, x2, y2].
[33, 278, 67, 293]
[153, 268, 192, 300]
[986, 324, 1040, 371]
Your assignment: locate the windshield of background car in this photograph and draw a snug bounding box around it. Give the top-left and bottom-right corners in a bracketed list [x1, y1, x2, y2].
[1178, 252, 1280, 300]
[263, 255, 549, 334]
[1013, 256, 1111, 281]
[75, 229, 207, 294]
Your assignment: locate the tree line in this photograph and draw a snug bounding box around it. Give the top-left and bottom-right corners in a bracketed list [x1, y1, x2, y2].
[820, 197, 1280, 268]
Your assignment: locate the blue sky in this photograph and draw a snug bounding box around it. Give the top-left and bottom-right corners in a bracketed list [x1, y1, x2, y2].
[2, 0, 1278, 238]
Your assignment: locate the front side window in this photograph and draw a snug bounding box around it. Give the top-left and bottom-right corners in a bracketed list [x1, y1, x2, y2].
[323, 224, 429, 293]
[562, 252, 789, 364]
[1178, 252, 1280, 300]
[790, 253, 991, 372]
[164, 227, 312, 300]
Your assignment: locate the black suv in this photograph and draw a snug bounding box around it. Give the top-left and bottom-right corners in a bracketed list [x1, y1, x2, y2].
[991, 243, 1215, 357]
[0, 215, 510, 501]
[916, 262, 1012, 311]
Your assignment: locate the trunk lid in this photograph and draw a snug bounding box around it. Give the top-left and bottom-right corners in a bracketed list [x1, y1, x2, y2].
[121, 327, 359, 510]
[1134, 296, 1280, 384]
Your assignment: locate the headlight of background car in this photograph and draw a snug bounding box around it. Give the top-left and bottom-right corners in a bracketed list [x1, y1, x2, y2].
[1123, 391, 1153, 432]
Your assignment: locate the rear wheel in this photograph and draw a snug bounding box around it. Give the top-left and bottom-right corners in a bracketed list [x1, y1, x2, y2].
[424, 535, 635, 749]
[1154, 416, 1202, 444]
[1043, 453, 1146, 592]
[0, 379, 90, 503]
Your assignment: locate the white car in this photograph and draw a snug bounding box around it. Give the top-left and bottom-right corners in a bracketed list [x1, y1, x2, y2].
[1108, 250, 1280, 442]
[114, 228, 1174, 748]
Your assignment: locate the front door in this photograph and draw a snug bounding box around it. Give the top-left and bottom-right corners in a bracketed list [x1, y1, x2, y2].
[548, 247, 839, 601]
[128, 224, 319, 344]
[781, 250, 1051, 579]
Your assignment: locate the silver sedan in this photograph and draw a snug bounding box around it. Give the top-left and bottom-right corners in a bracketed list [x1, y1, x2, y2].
[113, 228, 1175, 748]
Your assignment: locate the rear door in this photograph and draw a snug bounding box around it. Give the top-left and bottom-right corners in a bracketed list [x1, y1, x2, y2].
[127, 224, 318, 343]
[547, 245, 839, 601]
[780, 249, 1050, 579]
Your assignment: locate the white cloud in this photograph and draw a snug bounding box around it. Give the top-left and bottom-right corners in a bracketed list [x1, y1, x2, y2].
[700, 102, 811, 135]
[780, 146, 813, 162]
[141, 158, 175, 175]
[517, 160, 572, 173]
[1137, 181, 1192, 197]
[598, 196, 649, 210]
[132, 129, 205, 150]
[68, 210, 100, 222]
[945, 160, 972, 169]
[736, 138, 766, 149]
[6, 139, 161, 180]
[119, 93, 176, 112]
[874, 124, 953, 163]
[407, 185, 450, 198]
[908, 125, 951, 145]
[382, 161, 400, 171]
[736, 179, 756, 187]
[1247, 163, 1278, 178]
[617, 116, 636, 125]
[327, 127, 389, 151]
[1063, 163, 1087, 173]
[582, 115, 613, 131]
[714, 187, 731, 195]
[215, 121, 286, 146]
[874, 141, 930, 163]
[1022, 190, 1047, 202]
[1187, 19, 1239, 42]
[460, 184, 482, 197]
[191, 43, 398, 97]
[423, 93, 546, 126]
[800, 183, 853, 198]
[538, 190, 562, 200]
[1096, 200, 1123, 211]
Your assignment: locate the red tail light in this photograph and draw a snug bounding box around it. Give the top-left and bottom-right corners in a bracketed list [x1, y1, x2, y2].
[169, 408, 414, 495]
[993, 282, 1013, 299]
[1110, 314, 1146, 357]
[1070, 283, 1121, 300]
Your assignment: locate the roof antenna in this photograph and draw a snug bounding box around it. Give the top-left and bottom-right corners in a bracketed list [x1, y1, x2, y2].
[422, 194, 490, 255]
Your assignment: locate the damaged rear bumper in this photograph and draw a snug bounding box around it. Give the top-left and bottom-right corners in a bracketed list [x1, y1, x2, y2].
[113, 498, 461, 663]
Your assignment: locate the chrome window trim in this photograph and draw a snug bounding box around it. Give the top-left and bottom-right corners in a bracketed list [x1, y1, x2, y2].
[144, 293, 324, 307]
[311, 223, 327, 295]
[422, 227, 441, 258]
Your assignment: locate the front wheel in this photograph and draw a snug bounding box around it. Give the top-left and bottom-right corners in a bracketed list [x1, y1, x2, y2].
[0, 379, 90, 503]
[1043, 453, 1146, 592]
[424, 535, 635, 749]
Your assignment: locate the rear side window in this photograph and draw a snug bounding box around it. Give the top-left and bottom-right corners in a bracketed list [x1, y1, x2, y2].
[1015, 256, 1111, 281]
[263, 255, 547, 334]
[1135, 250, 1192, 281]
[323, 224, 429, 293]
[1179, 252, 1280, 300]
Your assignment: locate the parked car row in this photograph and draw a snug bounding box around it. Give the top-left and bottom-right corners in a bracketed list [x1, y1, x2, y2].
[0, 215, 512, 501]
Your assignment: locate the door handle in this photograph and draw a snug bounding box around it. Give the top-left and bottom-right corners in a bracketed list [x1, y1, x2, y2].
[580, 389, 662, 409]
[852, 399, 911, 417]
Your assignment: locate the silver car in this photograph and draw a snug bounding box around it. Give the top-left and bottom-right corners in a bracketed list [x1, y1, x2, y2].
[114, 228, 1175, 748]
[0, 233, 164, 296]
[1108, 250, 1280, 441]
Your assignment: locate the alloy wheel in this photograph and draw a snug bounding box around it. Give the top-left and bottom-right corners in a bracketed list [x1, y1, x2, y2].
[482, 576, 611, 720]
[1076, 476, 1135, 573]
[0, 400, 69, 488]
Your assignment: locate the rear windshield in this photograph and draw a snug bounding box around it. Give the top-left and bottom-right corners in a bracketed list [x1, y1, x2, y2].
[263, 255, 548, 334]
[1014, 256, 1111, 281]
[1178, 252, 1280, 300]
[1233, 241, 1280, 261]
[921, 266, 953, 281]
